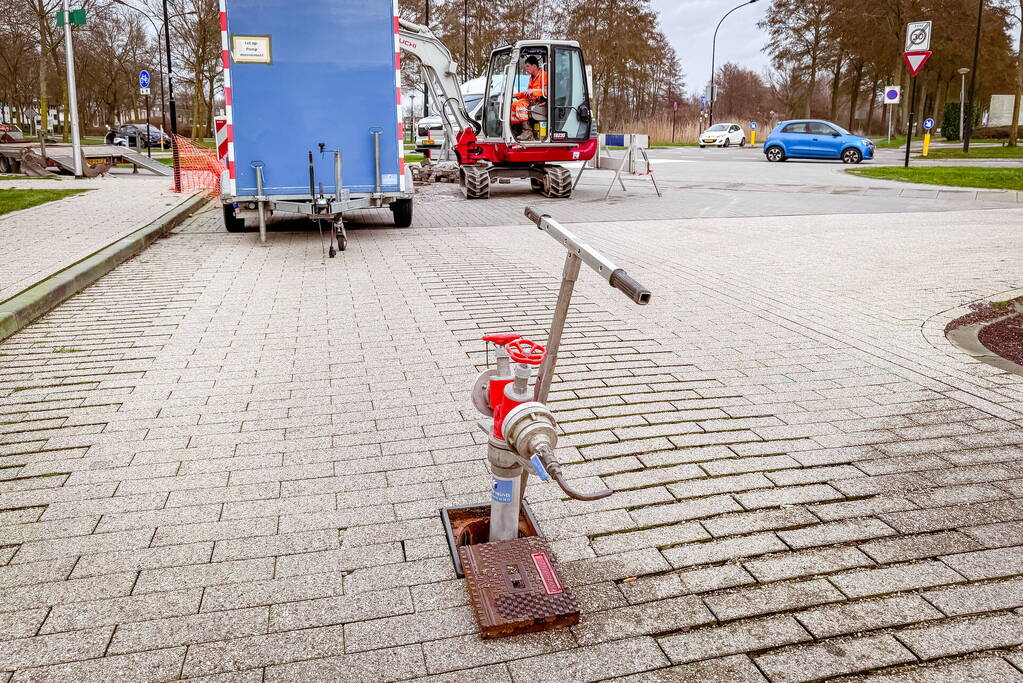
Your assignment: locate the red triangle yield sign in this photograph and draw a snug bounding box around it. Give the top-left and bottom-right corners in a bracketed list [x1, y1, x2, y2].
[904, 51, 932, 77]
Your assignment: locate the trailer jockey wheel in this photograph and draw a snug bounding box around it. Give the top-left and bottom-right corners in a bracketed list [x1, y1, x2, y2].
[334, 219, 347, 252]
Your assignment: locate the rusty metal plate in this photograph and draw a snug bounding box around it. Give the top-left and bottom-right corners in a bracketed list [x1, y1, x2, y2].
[459, 535, 579, 639]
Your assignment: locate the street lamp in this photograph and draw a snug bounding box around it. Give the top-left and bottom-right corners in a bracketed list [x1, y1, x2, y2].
[423, 0, 430, 116]
[958, 67, 970, 141]
[709, 0, 759, 126]
[963, 0, 984, 152]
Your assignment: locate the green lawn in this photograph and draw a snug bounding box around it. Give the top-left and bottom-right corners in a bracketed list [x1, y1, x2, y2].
[919, 145, 1023, 159]
[0, 188, 88, 215]
[847, 165, 1023, 191]
[873, 135, 1003, 149]
[0, 174, 59, 181]
[651, 142, 700, 148]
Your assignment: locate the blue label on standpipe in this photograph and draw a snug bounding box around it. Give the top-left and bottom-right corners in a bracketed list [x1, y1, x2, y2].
[492, 479, 514, 504]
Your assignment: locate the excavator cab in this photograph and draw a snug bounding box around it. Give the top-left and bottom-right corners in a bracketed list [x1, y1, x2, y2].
[480, 41, 592, 146]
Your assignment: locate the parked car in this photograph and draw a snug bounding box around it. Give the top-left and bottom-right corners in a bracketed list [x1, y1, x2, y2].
[763, 119, 874, 163]
[698, 122, 745, 148]
[105, 123, 170, 148]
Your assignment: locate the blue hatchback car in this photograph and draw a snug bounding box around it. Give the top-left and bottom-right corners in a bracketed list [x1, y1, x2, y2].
[763, 119, 874, 164]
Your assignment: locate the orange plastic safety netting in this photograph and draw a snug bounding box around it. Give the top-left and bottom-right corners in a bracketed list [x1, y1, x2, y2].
[170, 134, 225, 197]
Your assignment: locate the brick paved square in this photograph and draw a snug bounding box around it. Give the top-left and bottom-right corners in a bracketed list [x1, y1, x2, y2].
[3, 196, 1023, 680]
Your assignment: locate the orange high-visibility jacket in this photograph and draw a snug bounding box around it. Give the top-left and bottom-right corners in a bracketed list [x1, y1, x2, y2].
[516, 69, 547, 103]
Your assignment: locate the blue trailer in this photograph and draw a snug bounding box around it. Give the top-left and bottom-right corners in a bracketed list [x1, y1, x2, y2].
[218, 0, 412, 252]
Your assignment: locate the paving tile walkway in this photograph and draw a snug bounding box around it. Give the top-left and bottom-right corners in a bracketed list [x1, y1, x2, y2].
[1, 200, 1022, 681]
[0, 175, 185, 303]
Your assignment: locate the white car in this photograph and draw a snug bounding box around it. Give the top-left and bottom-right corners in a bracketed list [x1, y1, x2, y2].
[415, 76, 485, 153]
[699, 123, 745, 148]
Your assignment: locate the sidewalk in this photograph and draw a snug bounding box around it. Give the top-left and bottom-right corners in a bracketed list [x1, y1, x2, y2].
[1, 201, 1022, 680]
[0, 176, 182, 303]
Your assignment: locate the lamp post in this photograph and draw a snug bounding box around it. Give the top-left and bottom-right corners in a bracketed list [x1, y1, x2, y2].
[60, 0, 83, 176]
[423, 0, 430, 116]
[463, 0, 468, 82]
[709, 0, 759, 126]
[963, 0, 983, 152]
[958, 67, 970, 141]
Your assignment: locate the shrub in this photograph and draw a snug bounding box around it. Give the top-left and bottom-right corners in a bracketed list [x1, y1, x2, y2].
[941, 101, 981, 141]
[971, 125, 1011, 139]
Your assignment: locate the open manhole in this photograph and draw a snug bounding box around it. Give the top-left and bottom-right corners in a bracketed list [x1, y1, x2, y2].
[440, 502, 542, 578]
[945, 297, 1023, 376]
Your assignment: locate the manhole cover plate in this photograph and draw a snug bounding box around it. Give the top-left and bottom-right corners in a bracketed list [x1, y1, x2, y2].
[459, 535, 579, 639]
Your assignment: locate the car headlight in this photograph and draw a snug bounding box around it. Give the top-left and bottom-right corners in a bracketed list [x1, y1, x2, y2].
[861, 138, 872, 146]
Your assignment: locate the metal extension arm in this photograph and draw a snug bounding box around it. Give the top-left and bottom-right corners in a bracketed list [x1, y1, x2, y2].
[524, 206, 652, 403]
[398, 19, 480, 144]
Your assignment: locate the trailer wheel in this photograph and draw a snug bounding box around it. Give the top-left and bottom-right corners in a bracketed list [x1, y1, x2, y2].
[461, 165, 490, 199]
[222, 203, 246, 232]
[390, 198, 413, 227]
[541, 166, 572, 199]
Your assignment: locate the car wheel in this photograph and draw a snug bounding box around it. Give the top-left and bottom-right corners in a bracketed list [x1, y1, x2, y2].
[723, 138, 730, 148]
[842, 148, 862, 164]
[739, 137, 746, 147]
[765, 146, 785, 162]
[699, 144, 705, 149]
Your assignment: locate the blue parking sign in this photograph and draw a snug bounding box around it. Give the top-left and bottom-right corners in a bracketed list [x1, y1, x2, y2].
[750, 122, 758, 130]
[923, 117, 935, 131]
[139, 70, 150, 88]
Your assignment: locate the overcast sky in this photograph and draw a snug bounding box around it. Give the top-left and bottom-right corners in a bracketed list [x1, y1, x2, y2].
[651, 0, 773, 97]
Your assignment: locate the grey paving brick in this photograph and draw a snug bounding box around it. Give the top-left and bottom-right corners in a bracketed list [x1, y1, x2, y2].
[0, 609, 48, 642]
[962, 520, 1023, 548]
[629, 495, 743, 527]
[744, 545, 875, 582]
[508, 637, 670, 682]
[794, 593, 943, 638]
[269, 587, 413, 632]
[895, 612, 1023, 660]
[735, 483, 845, 510]
[273, 542, 403, 577]
[202, 571, 345, 613]
[618, 654, 768, 683]
[9, 647, 186, 683]
[859, 531, 982, 564]
[181, 624, 347, 677]
[704, 578, 846, 622]
[658, 614, 811, 663]
[572, 595, 714, 645]
[940, 546, 1023, 580]
[0, 627, 113, 670]
[423, 630, 576, 675]
[667, 473, 774, 501]
[134, 558, 274, 594]
[71, 542, 213, 578]
[753, 634, 916, 682]
[0, 572, 136, 613]
[701, 507, 818, 537]
[590, 522, 708, 555]
[109, 606, 268, 655]
[831, 560, 966, 598]
[662, 531, 787, 568]
[778, 517, 897, 549]
[923, 577, 1023, 616]
[263, 643, 425, 682]
[860, 656, 1023, 683]
[41, 589, 201, 633]
[344, 605, 475, 652]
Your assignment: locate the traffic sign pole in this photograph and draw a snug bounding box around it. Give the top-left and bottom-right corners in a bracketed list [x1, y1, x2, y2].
[904, 77, 918, 168]
[922, 118, 935, 156]
[146, 94, 151, 158]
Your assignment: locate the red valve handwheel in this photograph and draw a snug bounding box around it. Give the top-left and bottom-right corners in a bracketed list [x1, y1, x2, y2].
[482, 333, 521, 346]
[506, 338, 547, 365]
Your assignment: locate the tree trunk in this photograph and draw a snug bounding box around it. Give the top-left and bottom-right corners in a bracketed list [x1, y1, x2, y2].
[1012, 3, 1023, 146]
[865, 76, 880, 135]
[847, 62, 863, 131]
[805, 53, 819, 118]
[829, 54, 843, 121]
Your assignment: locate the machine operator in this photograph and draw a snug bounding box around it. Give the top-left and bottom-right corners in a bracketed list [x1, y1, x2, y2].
[510, 55, 547, 141]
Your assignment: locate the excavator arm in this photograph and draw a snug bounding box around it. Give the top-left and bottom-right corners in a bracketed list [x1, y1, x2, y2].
[398, 19, 481, 148]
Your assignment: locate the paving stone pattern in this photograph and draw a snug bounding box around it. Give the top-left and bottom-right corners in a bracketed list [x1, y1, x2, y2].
[0, 176, 182, 303]
[1, 203, 1023, 680]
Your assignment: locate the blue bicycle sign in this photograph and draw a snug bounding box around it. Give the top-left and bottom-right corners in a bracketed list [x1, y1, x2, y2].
[139, 70, 151, 89]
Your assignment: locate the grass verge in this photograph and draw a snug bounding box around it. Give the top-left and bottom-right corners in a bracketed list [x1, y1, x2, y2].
[847, 165, 1023, 191]
[0, 174, 59, 181]
[919, 146, 1023, 159]
[0, 188, 88, 216]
